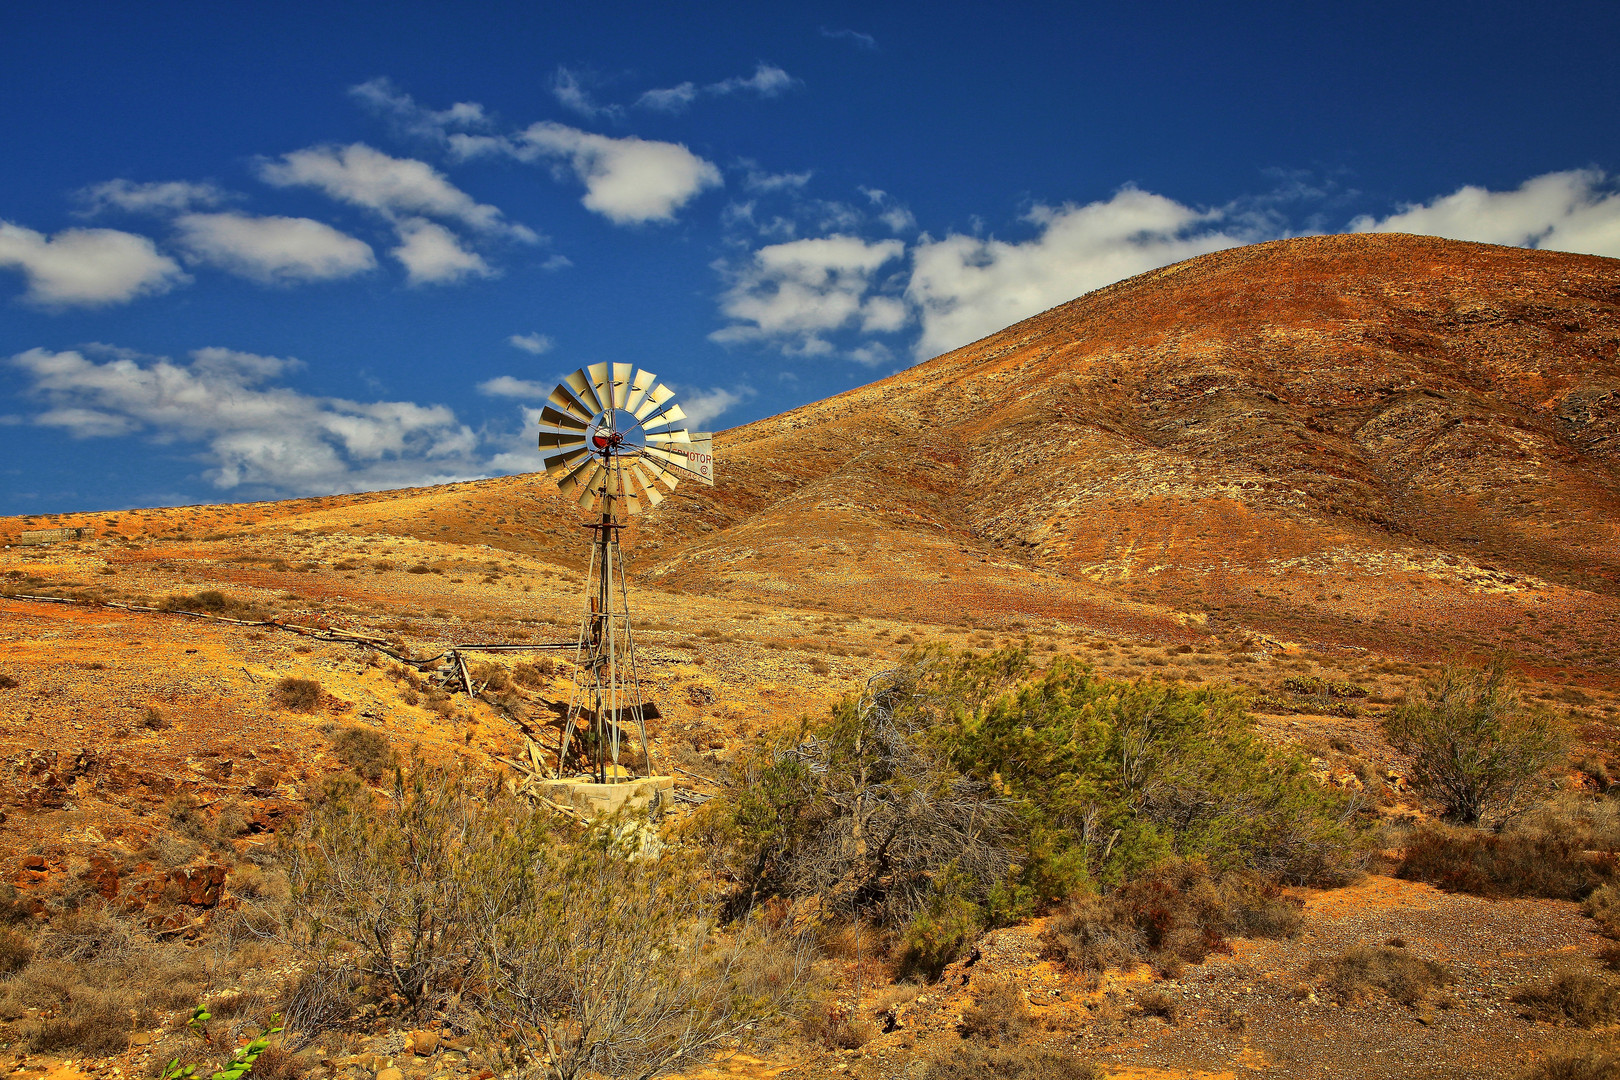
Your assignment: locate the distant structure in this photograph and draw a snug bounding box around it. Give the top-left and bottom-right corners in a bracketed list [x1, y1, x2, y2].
[537, 363, 714, 788]
[18, 527, 93, 546]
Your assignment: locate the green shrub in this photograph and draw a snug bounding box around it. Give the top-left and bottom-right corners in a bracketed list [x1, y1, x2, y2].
[938, 656, 1362, 890]
[1382, 659, 1567, 825]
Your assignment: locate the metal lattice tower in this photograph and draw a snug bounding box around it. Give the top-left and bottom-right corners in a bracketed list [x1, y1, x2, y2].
[537, 363, 714, 783]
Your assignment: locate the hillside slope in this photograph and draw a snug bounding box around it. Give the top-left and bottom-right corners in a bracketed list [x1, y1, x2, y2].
[8, 232, 1618, 676]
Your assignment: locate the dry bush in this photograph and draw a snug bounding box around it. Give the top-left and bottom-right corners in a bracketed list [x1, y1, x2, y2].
[959, 978, 1030, 1042]
[1515, 971, 1620, 1027]
[277, 963, 363, 1051]
[158, 589, 262, 620]
[1588, 886, 1620, 938]
[244, 1047, 306, 1080]
[1396, 809, 1617, 901]
[141, 705, 170, 730]
[1524, 1048, 1620, 1080]
[0, 674, 18, 690]
[0, 905, 211, 1058]
[1135, 988, 1181, 1023]
[273, 676, 322, 712]
[1311, 944, 1450, 1007]
[1040, 861, 1302, 976]
[800, 996, 876, 1050]
[329, 725, 393, 782]
[0, 927, 33, 973]
[922, 1045, 1102, 1080]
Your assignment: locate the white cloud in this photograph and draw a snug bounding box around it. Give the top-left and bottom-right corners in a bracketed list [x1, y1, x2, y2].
[906, 187, 1254, 358]
[674, 385, 747, 427]
[77, 179, 228, 216]
[10, 345, 482, 494]
[349, 77, 491, 142]
[257, 143, 535, 240]
[745, 168, 813, 193]
[491, 123, 722, 224]
[506, 332, 554, 355]
[174, 212, 376, 283]
[709, 63, 795, 97]
[637, 83, 698, 112]
[1350, 168, 1620, 257]
[711, 234, 906, 356]
[0, 222, 187, 307]
[637, 64, 797, 114]
[391, 218, 492, 285]
[477, 375, 553, 398]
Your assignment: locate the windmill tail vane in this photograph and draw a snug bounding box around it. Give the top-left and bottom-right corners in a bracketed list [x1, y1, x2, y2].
[537, 362, 714, 785]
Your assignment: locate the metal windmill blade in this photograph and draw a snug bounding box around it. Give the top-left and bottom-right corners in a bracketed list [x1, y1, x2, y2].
[537, 365, 702, 515]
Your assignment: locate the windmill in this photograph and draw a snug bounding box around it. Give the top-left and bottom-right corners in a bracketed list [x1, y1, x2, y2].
[538, 362, 714, 786]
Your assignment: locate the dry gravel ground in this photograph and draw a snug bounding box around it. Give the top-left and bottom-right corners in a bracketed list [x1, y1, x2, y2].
[750, 876, 1605, 1080]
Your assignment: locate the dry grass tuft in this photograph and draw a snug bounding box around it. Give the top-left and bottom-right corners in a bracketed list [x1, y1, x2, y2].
[1514, 971, 1620, 1028]
[958, 978, 1030, 1042]
[273, 676, 323, 712]
[1310, 944, 1450, 1006]
[922, 1045, 1102, 1080]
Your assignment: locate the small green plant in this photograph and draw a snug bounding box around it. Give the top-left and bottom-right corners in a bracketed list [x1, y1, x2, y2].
[160, 1006, 284, 1080]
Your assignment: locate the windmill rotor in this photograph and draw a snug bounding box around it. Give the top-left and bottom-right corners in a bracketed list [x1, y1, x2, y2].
[537, 364, 705, 516]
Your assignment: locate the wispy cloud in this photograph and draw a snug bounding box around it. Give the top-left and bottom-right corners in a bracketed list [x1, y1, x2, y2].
[77, 179, 230, 216]
[820, 27, 877, 50]
[551, 67, 626, 121]
[349, 77, 492, 143]
[0, 222, 188, 307]
[477, 375, 553, 398]
[256, 142, 535, 283]
[637, 63, 798, 113]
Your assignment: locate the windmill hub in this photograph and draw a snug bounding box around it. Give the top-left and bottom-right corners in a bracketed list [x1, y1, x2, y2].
[534, 362, 716, 795]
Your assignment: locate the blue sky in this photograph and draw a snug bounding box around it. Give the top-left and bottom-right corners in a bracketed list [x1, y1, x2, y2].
[3, 1, 1619, 514]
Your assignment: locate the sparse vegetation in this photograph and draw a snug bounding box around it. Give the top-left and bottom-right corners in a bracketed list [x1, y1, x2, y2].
[1382, 659, 1568, 825]
[157, 589, 264, 620]
[959, 978, 1030, 1041]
